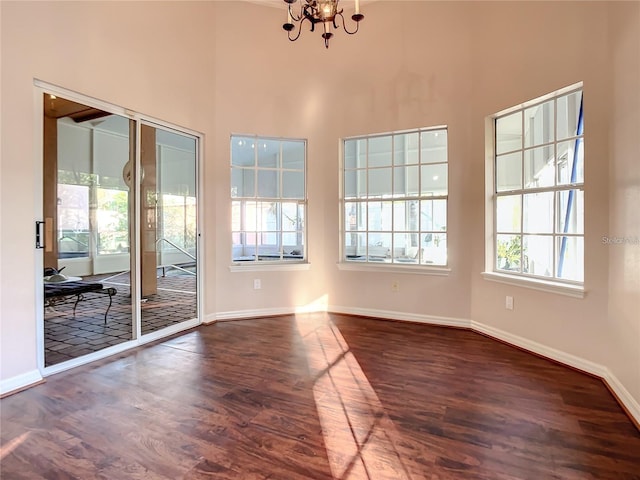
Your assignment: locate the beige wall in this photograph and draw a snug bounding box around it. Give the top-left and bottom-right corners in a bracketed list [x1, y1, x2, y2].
[608, 2, 640, 405]
[1, 1, 638, 411]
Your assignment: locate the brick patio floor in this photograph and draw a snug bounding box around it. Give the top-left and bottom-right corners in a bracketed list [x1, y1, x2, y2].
[44, 270, 197, 366]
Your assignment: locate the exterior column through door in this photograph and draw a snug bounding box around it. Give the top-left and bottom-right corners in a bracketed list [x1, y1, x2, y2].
[140, 124, 157, 297]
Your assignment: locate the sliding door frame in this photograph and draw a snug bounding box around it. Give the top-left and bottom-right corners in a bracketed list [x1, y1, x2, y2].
[34, 80, 203, 376]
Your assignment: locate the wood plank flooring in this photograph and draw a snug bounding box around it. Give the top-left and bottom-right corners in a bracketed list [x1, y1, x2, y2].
[2, 313, 639, 479]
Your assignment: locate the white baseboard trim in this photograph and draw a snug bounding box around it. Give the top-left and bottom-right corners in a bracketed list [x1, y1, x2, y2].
[215, 307, 301, 322]
[214, 302, 331, 321]
[0, 369, 43, 397]
[469, 320, 609, 377]
[329, 305, 471, 328]
[602, 368, 640, 427]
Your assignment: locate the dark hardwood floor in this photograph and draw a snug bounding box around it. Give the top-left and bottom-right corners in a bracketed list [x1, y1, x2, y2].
[2, 313, 639, 479]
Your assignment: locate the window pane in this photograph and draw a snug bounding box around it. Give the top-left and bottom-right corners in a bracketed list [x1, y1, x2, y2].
[524, 100, 554, 147]
[557, 139, 584, 185]
[161, 194, 187, 250]
[344, 138, 366, 169]
[524, 145, 554, 189]
[283, 232, 303, 256]
[421, 130, 447, 164]
[282, 140, 305, 170]
[421, 200, 447, 232]
[496, 195, 521, 233]
[393, 233, 419, 264]
[496, 112, 522, 154]
[557, 236, 584, 281]
[557, 189, 584, 234]
[231, 167, 254, 197]
[496, 234, 521, 271]
[282, 171, 304, 199]
[393, 201, 419, 231]
[393, 165, 419, 197]
[232, 201, 241, 231]
[257, 170, 279, 198]
[282, 202, 303, 231]
[523, 192, 553, 233]
[368, 136, 392, 167]
[368, 201, 392, 231]
[241, 202, 258, 230]
[523, 235, 553, 277]
[433, 199, 447, 231]
[557, 91, 583, 140]
[420, 164, 447, 196]
[420, 200, 433, 231]
[345, 202, 366, 232]
[58, 184, 90, 258]
[257, 139, 280, 168]
[234, 233, 256, 260]
[96, 188, 129, 255]
[368, 232, 391, 260]
[422, 233, 446, 265]
[393, 132, 419, 165]
[345, 232, 366, 259]
[368, 168, 392, 197]
[345, 169, 367, 199]
[231, 137, 255, 166]
[232, 231, 241, 246]
[258, 201, 278, 231]
[496, 152, 522, 192]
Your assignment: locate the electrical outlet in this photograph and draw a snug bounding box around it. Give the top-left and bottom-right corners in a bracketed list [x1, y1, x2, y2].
[505, 295, 514, 310]
[253, 279, 261, 290]
[391, 280, 400, 292]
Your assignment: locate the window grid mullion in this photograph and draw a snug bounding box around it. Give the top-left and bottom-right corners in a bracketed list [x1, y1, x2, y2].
[552, 98, 558, 278]
[391, 135, 395, 262]
[494, 87, 583, 282]
[343, 127, 447, 267]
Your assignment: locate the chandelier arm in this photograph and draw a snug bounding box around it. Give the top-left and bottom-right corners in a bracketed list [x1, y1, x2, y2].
[289, 3, 302, 22]
[288, 15, 314, 42]
[337, 12, 361, 35]
[287, 22, 304, 42]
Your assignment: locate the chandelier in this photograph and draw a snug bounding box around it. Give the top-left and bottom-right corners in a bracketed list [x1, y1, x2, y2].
[283, 0, 364, 49]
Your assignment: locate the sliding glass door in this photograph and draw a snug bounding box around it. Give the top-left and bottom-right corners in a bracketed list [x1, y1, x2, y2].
[138, 123, 198, 336]
[40, 90, 200, 369]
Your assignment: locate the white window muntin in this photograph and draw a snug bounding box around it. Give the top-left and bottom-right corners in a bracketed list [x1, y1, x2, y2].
[231, 134, 307, 264]
[493, 85, 584, 285]
[343, 126, 448, 266]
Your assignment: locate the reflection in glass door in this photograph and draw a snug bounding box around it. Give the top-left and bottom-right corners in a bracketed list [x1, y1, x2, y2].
[43, 94, 134, 367]
[139, 124, 198, 336]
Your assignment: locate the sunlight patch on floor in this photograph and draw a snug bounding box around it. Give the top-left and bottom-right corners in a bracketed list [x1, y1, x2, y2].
[294, 294, 329, 314]
[0, 432, 30, 460]
[295, 313, 413, 480]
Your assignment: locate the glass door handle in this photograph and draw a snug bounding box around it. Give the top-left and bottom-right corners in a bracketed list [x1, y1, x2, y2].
[35, 221, 45, 249]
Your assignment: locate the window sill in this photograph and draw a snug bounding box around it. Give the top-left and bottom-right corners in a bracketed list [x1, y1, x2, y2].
[229, 262, 311, 273]
[337, 262, 451, 276]
[481, 271, 585, 298]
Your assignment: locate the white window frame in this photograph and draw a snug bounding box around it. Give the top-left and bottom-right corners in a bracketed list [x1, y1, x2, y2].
[339, 127, 450, 275]
[483, 83, 585, 298]
[230, 134, 308, 270]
